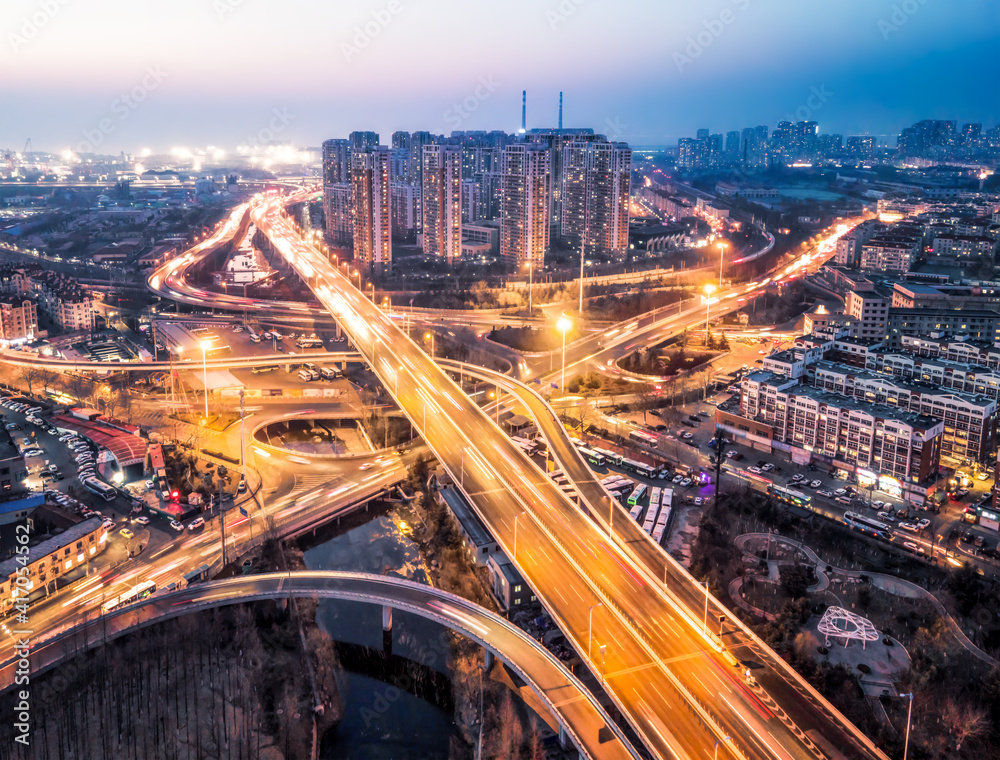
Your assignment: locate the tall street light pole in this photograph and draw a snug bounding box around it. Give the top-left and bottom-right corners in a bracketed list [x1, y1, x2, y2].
[717, 241, 727, 290]
[557, 315, 572, 394]
[588, 602, 603, 662]
[200, 340, 211, 418]
[703, 284, 716, 342]
[900, 692, 914, 760]
[527, 259, 533, 316]
[424, 332, 435, 359]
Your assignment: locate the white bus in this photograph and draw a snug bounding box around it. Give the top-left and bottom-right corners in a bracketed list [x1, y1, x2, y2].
[101, 581, 156, 614]
[295, 336, 324, 349]
[83, 477, 116, 502]
[629, 429, 660, 448]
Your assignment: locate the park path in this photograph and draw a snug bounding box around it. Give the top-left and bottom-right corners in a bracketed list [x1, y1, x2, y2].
[735, 533, 996, 666]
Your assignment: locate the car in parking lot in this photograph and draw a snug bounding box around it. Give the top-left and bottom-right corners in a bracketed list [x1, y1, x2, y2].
[835, 496, 852, 504]
[680, 477, 692, 487]
[761, 463, 774, 472]
[898, 521, 919, 532]
[187, 517, 205, 531]
[809, 480, 822, 488]
[747, 466, 763, 475]
[144, 479, 155, 490]
[102, 519, 115, 530]
[790, 473, 804, 482]
[916, 518, 931, 530]
[834, 488, 847, 496]
[817, 489, 833, 497]
[876, 511, 895, 522]
[672, 474, 683, 483]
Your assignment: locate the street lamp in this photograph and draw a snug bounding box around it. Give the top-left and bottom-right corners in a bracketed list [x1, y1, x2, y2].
[588, 602, 603, 662]
[424, 332, 435, 359]
[716, 241, 727, 290]
[557, 315, 572, 393]
[513, 511, 526, 556]
[900, 692, 914, 760]
[200, 340, 211, 418]
[525, 259, 533, 315]
[703, 284, 716, 342]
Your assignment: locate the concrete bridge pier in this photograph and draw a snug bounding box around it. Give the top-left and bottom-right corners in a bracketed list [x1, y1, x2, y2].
[382, 604, 393, 655]
[483, 648, 495, 671]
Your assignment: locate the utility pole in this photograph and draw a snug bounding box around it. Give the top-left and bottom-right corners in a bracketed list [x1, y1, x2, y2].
[218, 464, 228, 568]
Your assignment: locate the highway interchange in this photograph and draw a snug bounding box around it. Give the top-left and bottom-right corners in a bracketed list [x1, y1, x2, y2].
[246, 187, 883, 760]
[2, 183, 883, 760]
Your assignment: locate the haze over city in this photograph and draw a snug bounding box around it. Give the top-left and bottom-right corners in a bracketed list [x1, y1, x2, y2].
[4, 0, 998, 151]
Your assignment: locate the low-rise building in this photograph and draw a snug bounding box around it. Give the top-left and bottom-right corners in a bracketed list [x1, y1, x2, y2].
[930, 234, 998, 265]
[0, 297, 37, 344]
[437, 486, 499, 566]
[885, 308, 1000, 349]
[727, 370, 944, 505]
[0, 517, 109, 617]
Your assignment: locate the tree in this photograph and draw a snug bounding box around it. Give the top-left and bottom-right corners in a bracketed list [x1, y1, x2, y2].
[632, 384, 657, 425]
[942, 697, 990, 751]
[780, 562, 815, 599]
[17, 364, 43, 396]
[717, 332, 730, 351]
[571, 398, 596, 434]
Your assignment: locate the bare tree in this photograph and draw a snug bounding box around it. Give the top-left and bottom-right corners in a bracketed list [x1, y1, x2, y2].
[17, 364, 43, 396]
[942, 697, 990, 751]
[632, 383, 657, 425]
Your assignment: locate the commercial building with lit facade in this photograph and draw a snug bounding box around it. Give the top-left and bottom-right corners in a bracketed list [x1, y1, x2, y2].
[719, 371, 944, 505]
[0, 516, 108, 617]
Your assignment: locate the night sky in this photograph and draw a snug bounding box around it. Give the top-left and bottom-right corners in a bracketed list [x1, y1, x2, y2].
[4, 0, 998, 153]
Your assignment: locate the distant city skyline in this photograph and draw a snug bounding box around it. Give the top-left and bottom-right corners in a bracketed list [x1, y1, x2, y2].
[3, 0, 998, 154]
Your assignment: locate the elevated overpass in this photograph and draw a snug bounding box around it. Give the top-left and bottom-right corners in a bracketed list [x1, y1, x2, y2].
[0, 572, 640, 760]
[250, 189, 884, 760]
[0, 349, 360, 372]
[438, 359, 887, 760]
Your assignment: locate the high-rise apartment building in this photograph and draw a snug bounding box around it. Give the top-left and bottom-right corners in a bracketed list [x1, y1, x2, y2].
[408, 131, 434, 191]
[561, 141, 631, 258]
[324, 183, 352, 245]
[351, 147, 392, 275]
[724, 131, 740, 165]
[322, 139, 351, 184]
[500, 144, 550, 267]
[390, 182, 420, 241]
[421, 145, 463, 264]
[349, 131, 380, 152]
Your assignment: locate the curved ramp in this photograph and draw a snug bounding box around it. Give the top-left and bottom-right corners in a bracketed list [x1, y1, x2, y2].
[0, 571, 640, 760]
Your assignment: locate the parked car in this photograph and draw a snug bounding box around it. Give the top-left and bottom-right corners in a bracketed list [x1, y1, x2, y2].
[916, 518, 931, 530]
[817, 490, 833, 497]
[809, 480, 822, 488]
[761, 463, 774, 472]
[169, 520, 184, 532]
[133, 516, 150, 526]
[898, 522, 919, 532]
[187, 517, 205, 531]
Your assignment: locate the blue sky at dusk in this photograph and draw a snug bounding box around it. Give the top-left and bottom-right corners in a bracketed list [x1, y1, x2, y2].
[3, 0, 997, 153]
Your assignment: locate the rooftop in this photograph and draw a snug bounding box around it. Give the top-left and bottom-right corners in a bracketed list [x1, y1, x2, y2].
[0, 517, 105, 583]
[439, 486, 493, 549]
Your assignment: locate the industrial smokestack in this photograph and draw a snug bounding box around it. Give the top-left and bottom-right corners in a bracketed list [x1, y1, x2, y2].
[558, 91, 563, 130]
[521, 90, 526, 133]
